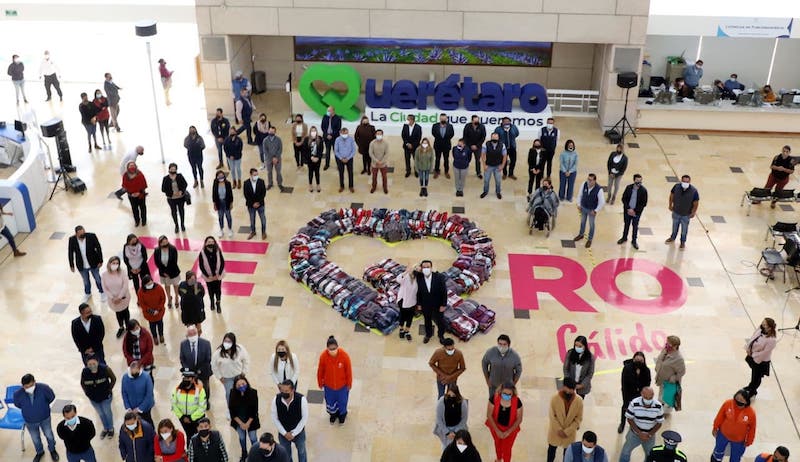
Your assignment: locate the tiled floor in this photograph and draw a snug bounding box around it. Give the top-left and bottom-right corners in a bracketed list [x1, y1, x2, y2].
[2, 76, 800, 462]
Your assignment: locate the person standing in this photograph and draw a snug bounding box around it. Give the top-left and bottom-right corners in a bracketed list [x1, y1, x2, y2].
[56, 404, 97, 462]
[480, 132, 507, 200]
[211, 332, 250, 406]
[618, 352, 651, 434]
[304, 127, 323, 193]
[212, 171, 234, 238]
[368, 129, 389, 194]
[463, 115, 486, 179]
[396, 265, 418, 342]
[452, 139, 470, 197]
[224, 128, 244, 189]
[316, 336, 352, 425]
[92, 89, 111, 149]
[13, 374, 60, 462]
[121, 361, 155, 426]
[161, 163, 188, 233]
[235, 88, 255, 145]
[122, 162, 148, 226]
[247, 433, 289, 462]
[654, 335, 685, 412]
[558, 140, 579, 202]
[291, 114, 308, 168]
[154, 236, 181, 309]
[187, 418, 229, 462]
[179, 272, 207, 334]
[434, 383, 469, 450]
[666, 175, 699, 250]
[119, 412, 155, 462]
[184, 126, 206, 189]
[71, 302, 105, 365]
[211, 108, 231, 170]
[646, 431, 687, 462]
[199, 236, 225, 313]
[321, 106, 342, 170]
[415, 260, 448, 344]
[547, 378, 583, 462]
[402, 114, 423, 178]
[415, 138, 434, 197]
[764, 145, 794, 208]
[171, 369, 208, 441]
[104, 73, 122, 132]
[115, 146, 144, 200]
[429, 338, 466, 398]
[0, 203, 26, 257]
[617, 174, 648, 250]
[40, 51, 63, 102]
[254, 114, 272, 169]
[562, 335, 596, 398]
[123, 234, 150, 294]
[8, 54, 28, 104]
[263, 126, 285, 192]
[79, 92, 100, 152]
[244, 168, 268, 240]
[527, 139, 546, 198]
[80, 355, 116, 439]
[101, 256, 130, 338]
[481, 334, 523, 399]
[271, 380, 309, 462]
[68, 226, 105, 303]
[158, 58, 174, 105]
[564, 431, 608, 462]
[154, 419, 187, 462]
[122, 320, 155, 381]
[270, 341, 300, 390]
[744, 318, 777, 397]
[682, 59, 703, 93]
[230, 375, 261, 462]
[180, 326, 213, 406]
[334, 127, 356, 193]
[432, 113, 455, 179]
[486, 382, 523, 462]
[231, 71, 251, 117]
[440, 430, 482, 462]
[618, 386, 663, 462]
[711, 390, 756, 462]
[573, 174, 606, 249]
[540, 117, 560, 178]
[606, 144, 628, 204]
[495, 117, 520, 180]
[138, 275, 166, 346]
[354, 115, 375, 175]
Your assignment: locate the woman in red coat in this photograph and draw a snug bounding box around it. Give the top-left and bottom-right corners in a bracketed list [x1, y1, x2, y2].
[122, 161, 148, 226]
[154, 418, 186, 462]
[122, 319, 155, 383]
[486, 382, 523, 462]
[92, 89, 111, 149]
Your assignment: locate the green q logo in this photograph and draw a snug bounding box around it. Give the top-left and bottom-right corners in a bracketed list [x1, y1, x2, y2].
[298, 64, 362, 121]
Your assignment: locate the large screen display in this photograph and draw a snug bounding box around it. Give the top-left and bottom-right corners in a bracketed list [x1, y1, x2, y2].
[295, 37, 552, 67]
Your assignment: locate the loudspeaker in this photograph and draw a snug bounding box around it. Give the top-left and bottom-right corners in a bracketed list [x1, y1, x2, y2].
[40, 118, 64, 138]
[55, 131, 73, 168]
[135, 20, 157, 37]
[251, 71, 267, 94]
[617, 72, 638, 89]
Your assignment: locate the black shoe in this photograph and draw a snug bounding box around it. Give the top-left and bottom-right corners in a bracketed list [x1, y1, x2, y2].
[423, 336, 431, 344]
[419, 189, 424, 197]
[50, 450, 60, 461]
[632, 241, 639, 250]
[216, 301, 221, 313]
[134, 221, 140, 227]
[414, 172, 419, 178]
[266, 184, 274, 191]
[617, 422, 625, 434]
[175, 225, 179, 233]
[240, 456, 247, 462]
[456, 191, 463, 197]
[480, 192, 488, 199]
[116, 328, 125, 338]
[405, 333, 412, 341]
[398, 329, 405, 339]
[405, 172, 411, 178]
[496, 193, 502, 199]
[324, 165, 330, 171]
[477, 173, 482, 179]
[99, 430, 108, 439]
[181, 224, 186, 232]
[329, 414, 337, 424]
[617, 238, 627, 244]
[106, 429, 114, 438]
[338, 414, 346, 424]
[33, 453, 44, 462]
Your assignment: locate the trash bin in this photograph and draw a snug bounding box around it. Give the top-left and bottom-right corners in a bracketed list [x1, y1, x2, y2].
[251, 71, 267, 94]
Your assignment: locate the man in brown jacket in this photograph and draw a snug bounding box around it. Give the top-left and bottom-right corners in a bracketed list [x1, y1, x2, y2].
[428, 338, 466, 399]
[368, 129, 389, 194]
[547, 377, 584, 462]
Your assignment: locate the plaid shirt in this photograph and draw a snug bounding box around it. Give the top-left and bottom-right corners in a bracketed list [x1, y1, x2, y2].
[187, 433, 228, 462]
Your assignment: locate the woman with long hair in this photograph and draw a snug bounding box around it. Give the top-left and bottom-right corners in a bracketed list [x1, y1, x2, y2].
[211, 332, 250, 405]
[160, 163, 188, 233]
[198, 236, 225, 313]
[122, 319, 155, 382]
[183, 125, 206, 188]
[485, 382, 523, 462]
[101, 256, 131, 338]
[92, 89, 111, 149]
[303, 126, 323, 193]
[440, 429, 482, 462]
[562, 335, 596, 398]
[123, 234, 151, 295]
[228, 375, 260, 461]
[618, 351, 651, 433]
[154, 418, 186, 462]
[744, 318, 777, 396]
[153, 236, 181, 309]
[178, 270, 206, 335]
[434, 383, 469, 449]
[415, 137, 434, 197]
[270, 340, 300, 389]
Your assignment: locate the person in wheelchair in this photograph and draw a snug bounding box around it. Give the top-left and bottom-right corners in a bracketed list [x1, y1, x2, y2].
[527, 178, 559, 233]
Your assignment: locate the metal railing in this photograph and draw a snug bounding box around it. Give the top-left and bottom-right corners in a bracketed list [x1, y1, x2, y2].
[547, 89, 599, 114]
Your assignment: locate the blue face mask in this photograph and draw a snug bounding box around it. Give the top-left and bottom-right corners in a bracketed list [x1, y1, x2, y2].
[501, 393, 512, 401]
[237, 385, 247, 393]
[575, 346, 585, 354]
[66, 417, 78, 426]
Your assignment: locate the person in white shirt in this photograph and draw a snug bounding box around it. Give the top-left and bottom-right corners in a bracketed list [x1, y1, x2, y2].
[396, 265, 419, 341]
[270, 340, 300, 389]
[271, 380, 309, 462]
[39, 50, 62, 102]
[573, 173, 606, 248]
[114, 146, 144, 200]
[211, 332, 250, 406]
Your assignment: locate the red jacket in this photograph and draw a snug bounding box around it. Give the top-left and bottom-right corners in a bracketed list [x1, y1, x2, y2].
[713, 399, 757, 446]
[122, 171, 147, 194]
[138, 284, 166, 322]
[153, 430, 186, 461]
[316, 349, 352, 390]
[122, 328, 154, 367]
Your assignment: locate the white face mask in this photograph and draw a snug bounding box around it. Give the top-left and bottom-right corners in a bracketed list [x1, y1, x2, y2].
[582, 445, 594, 454]
[145, 283, 154, 290]
[422, 268, 432, 276]
[25, 385, 35, 395]
[160, 432, 172, 440]
[110, 263, 120, 271]
[251, 175, 258, 181]
[131, 329, 141, 337]
[187, 335, 198, 343]
[497, 345, 509, 354]
[376, 135, 383, 141]
[126, 423, 138, 431]
[421, 143, 429, 148]
[341, 133, 348, 139]
[223, 341, 233, 350]
[456, 443, 468, 453]
[546, 123, 553, 129]
[309, 131, 317, 138]
[445, 349, 455, 356]
[681, 182, 690, 190]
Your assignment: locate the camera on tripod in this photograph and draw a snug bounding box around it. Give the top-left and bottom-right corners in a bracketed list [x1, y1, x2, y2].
[41, 118, 86, 197]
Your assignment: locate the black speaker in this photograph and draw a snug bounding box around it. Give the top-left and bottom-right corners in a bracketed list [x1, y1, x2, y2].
[617, 72, 638, 89]
[135, 20, 157, 37]
[40, 118, 64, 138]
[56, 131, 73, 168]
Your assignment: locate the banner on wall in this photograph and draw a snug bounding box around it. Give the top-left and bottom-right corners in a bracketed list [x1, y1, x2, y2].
[716, 17, 793, 38]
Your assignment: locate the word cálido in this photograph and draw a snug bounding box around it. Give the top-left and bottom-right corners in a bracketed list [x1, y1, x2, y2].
[365, 74, 548, 113]
[557, 322, 667, 362]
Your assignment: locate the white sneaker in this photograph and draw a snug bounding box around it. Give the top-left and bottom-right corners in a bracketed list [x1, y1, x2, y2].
[81, 293, 91, 303]
[259, 164, 266, 170]
[228, 229, 234, 238]
[100, 293, 107, 303]
[218, 229, 224, 238]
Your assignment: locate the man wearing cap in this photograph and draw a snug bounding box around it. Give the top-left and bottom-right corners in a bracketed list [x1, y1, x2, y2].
[171, 368, 207, 440]
[619, 387, 664, 462]
[565, 431, 608, 462]
[646, 431, 687, 462]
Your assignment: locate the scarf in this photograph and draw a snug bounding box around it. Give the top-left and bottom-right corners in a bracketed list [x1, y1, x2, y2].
[200, 248, 224, 277]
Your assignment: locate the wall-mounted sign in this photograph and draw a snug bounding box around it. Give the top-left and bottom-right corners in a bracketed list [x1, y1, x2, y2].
[716, 17, 793, 38]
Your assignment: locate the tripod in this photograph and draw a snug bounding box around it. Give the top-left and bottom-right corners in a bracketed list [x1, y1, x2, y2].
[610, 86, 637, 140]
[49, 161, 74, 200]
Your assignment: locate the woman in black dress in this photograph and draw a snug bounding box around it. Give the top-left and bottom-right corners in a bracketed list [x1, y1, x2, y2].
[178, 270, 206, 335]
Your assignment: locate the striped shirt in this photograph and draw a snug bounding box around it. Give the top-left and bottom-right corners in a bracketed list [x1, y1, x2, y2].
[625, 397, 664, 431]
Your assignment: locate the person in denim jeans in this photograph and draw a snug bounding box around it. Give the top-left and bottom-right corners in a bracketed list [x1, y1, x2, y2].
[13, 374, 59, 462]
[224, 128, 244, 189]
[56, 404, 97, 462]
[271, 380, 308, 462]
[212, 171, 234, 238]
[665, 175, 699, 250]
[558, 140, 578, 202]
[618, 387, 664, 462]
[229, 375, 261, 461]
[480, 133, 507, 200]
[573, 174, 606, 249]
[68, 226, 105, 304]
[80, 355, 116, 439]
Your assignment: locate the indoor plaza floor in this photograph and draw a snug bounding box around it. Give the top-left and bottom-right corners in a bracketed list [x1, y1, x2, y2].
[2, 74, 800, 462]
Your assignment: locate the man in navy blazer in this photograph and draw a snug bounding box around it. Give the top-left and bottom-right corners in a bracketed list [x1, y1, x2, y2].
[68, 225, 105, 303]
[179, 326, 213, 408]
[431, 113, 455, 179]
[414, 260, 449, 345]
[70, 303, 106, 365]
[402, 114, 423, 178]
[321, 106, 342, 171]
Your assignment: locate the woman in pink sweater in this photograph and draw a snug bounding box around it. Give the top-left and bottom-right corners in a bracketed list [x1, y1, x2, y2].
[744, 317, 777, 396]
[101, 256, 132, 338]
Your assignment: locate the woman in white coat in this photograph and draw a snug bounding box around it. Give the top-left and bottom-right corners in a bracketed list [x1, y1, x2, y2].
[211, 332, 250, 406]
[269, 340, 300, 389]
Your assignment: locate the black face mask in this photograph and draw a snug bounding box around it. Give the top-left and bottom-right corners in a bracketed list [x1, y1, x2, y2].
[280, 392, 291, 400]
[277, 351, 287, 358]
[181, 381, 193, 390]
[563, 391, 574, 400]
[198, 429, 210, 438]
[206, 245, 215, 251]
[131, 372, 141, 378]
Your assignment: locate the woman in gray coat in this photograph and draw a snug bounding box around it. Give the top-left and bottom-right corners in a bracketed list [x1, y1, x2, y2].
[562, 335, 595, 398]
[433, 384, 469, 449]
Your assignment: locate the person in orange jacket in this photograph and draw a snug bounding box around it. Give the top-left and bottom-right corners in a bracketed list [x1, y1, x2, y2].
[138, 274, 167, 345]
[711, 389, 757, 462]
[316, 335, 352, 426]
[755, 446, 790, 462]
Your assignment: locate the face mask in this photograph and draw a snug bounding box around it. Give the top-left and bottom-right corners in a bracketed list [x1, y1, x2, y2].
[206, 245, 215, 251]
[13, 58, 19, 64]
[445, 349, 455, 356]
[128, 167, 136, 173]
[169, 171, 177, 175]
[341, 133, 348, 139]
[65, 416, 79, 426]
[131, 329, 141, 337]
[456, 443, 468, 453]
[198, 429, 210, 438]
[473, 121, 479, 126]
[277, 351, 287, 358]
[575, 346, 585, 354]
[188, 279, 196, 286]
[281, 392, 291, 400]
[546, 123, 553, 129]
[262, 446, 275, 456]
[642, 398, 653, 406]
[95, 93, 101, 98]
[326, 110, 332, 116]
[503, 124, 510, 128]
[534, 146, 541, 150]
[310, 131, 317, 138]
[237, 385, 248, 393]
[634, 181, 642, 187]
[181, 380, 193, 390]
[110, 263, 120, 271]
[126, 423, 138, 431]
[131, 371, 141, 378]
[568, 146, 574, 152]
[497, 345, 508, 354]
[735, 400, 747, 408]
[25, 386, 35, 395]
[422, 268, 432, 276]
[260, 118, 266, 123]
[681, 182, 690, 190]
[491, 139, 499, 144]
[375, 134, 384, 141]
[298, 120, 305, 124]
[730, 78, 737, 82]
[361, 120, 368, 125]
[251, 175, 258, 181]
[582, 445, 594, 454]
[268, 132, 276, 138]
[501, 393, 512, 401]
[160, 243, 168, 248]
[665, 443, 677, 451]
[160, 432, 172, 440]
[223, 341, 233, 350]
[217, 177, 225, 182]
[145, 283, 154, 290]
[88, 365, 98, 373]
[422, 143, 429, 148]
[187, 335, 198, 343]
[563, 391, 574, 399]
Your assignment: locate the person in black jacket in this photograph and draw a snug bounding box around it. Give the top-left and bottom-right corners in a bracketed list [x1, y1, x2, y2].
[230, 375, 261, 460]
[81, 355, 117, 439]
[179, 272, 206, 334]
[415, 260, 449, 344]
[617, 174, 648, 250]
[161, 163, 189, 233]
[187, 418, 229, 462]
[212, 170, 234, 238]
[527, 139, 547, 198]
[8, 54, 28, 104]
[71, 303, 106, 365]
[432, 113, 455, 179]
[243, 168, 267, 240]
[154, 236, 181, 309]
[320, 106, 342, 170]
[440, 429, 482, 462]
[210, 108, 230, 170]
[224, 128, 244, 189]
[198, 236, 225, 313]
[184, 126, 206, 188]
[123, 234, 150, 294]
[303, 128, 323, 193]
[618, 351, 651, 434]
[68, 226, 105, 303]
[56, 404, 96, 462]
[606, 144, 629, 205]
[79, 92, 100, 152]
[180, 326, 213, 408]
[463, 115, 486, 178]
[402, 114, 422, 178]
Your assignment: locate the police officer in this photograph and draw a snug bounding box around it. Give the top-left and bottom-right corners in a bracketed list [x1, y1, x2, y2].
[646, 430, 687, 462]
[171, 367, 208, 441]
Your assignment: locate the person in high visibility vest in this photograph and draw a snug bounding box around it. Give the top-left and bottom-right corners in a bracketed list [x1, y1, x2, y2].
[171, 368, 207, 442]
[755, 447, 790, 462]
[646, 430, 687, 462]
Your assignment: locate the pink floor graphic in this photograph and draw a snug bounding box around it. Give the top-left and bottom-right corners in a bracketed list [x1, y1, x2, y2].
[138, 236, 269, 297]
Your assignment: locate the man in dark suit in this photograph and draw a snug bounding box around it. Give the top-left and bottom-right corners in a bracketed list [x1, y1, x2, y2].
[71, 303, 106, 365]
[415, 260, 449, 344]
[68, 225, 105, 304]
[244, 167, 268, 240]
[402, 114, 422, 178]
[179, 326, 213, 408]
[321, 106, 342, 171]
[617, 174, 648, 250]
[527, 139, 547, 199]
[463, 115, 486, 179]
[431, 113, 455, 180]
